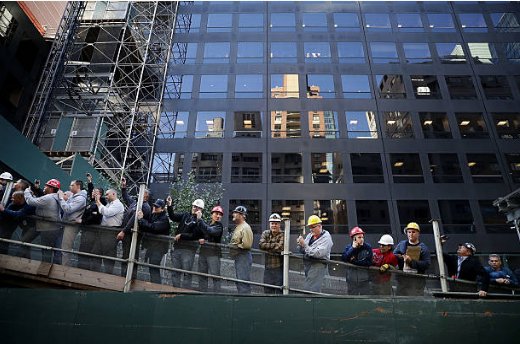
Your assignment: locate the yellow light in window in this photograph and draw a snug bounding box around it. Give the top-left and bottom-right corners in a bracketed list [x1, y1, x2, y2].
[394, 161, 404, 167]
[460, 120, 470, 126]
[423, 120, 433, 125]
[497, 120, 508, 126]
[243, 120, 252, 125]
[387, 120, 396, 125]
[468, 162, 477, 167]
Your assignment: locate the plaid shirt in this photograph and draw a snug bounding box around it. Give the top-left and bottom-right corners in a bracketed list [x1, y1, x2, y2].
[259, 229, 284, 269]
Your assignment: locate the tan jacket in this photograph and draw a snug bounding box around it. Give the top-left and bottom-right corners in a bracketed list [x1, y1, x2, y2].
[230, 222, 253, 250]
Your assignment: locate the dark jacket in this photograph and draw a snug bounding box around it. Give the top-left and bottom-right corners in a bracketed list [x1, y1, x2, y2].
[198, 220, 223, 256]
[81, 198, 107, 225]
[167, 206, 203, 248]
[0, 202, 36, 232]
[139, 210, 170, 253]
[121, 187, 151, 234]
[342, 242, 373, 267]
[444, 253, 489, 292]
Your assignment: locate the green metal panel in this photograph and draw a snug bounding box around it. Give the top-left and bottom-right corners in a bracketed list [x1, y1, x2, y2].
[0, 290, 519, 344]
[52, 117, 73, 151]
[70, 154, 113, 190]
[0, 115, 72, 186]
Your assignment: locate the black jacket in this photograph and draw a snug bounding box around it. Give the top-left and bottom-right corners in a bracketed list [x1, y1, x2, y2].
[121, 187, 152, 234]
[198, 220, 223, 256]
[167, 206, 203, 248]
[443, 253, 489, 292]
[139, 210, 170, 253]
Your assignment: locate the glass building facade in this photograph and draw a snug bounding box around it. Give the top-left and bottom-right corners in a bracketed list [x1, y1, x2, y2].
[151, 1, 520, 253]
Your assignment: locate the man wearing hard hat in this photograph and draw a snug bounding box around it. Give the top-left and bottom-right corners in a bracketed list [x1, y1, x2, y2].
[297, 215, 333, 293]
[393, 222, 431, 296]
[259, 213, 284, 294]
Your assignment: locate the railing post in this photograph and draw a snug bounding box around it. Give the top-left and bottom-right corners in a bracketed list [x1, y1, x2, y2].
[432, 219, 449, 293]
[1, 180, 14, 206]
[123, 184, 145, 292]
[282, 218, 290, 295]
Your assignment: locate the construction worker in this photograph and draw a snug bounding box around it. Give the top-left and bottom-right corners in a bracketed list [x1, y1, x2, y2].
[371, 234, 398, 295]
[0, 191, 35, 255]
[0, 171, 13, 205]
[393, 222, 431, 296]
[229, 205, 253, 294]
[167, 196, 205, 289]
[197, 205, 224, 292]
[23, 178, 63, 263]
[259, 213, 284, 294]
[297, 215, 333, 293]
[341, 226, 373, 295]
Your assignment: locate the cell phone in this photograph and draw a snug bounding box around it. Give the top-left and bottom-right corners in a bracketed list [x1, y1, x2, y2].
[440, 235, 449, 241]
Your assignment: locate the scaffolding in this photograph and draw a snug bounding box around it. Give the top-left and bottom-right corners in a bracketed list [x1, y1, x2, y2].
[22, 1, 181, 192]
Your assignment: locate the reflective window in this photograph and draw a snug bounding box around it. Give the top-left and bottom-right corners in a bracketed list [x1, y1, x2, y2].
[479, 200, 509, 233]
[171, 42, 197, 64]
[419, 112, 451, 139]
[235, 74, 263, 98]
[203, 42, 230, 63]
[467, 153, 503, 183]
[427, 13, 455, 32]
[370, 42, 399, 64]
[199, 75, 228, 98]
[302, 12, 327, 31]
[397, 201, 432, 234]
[313, 200, 348, 234]
[234, 111, 263, 138]
[384, 111, 413, 138]
[237, 42, 264, 63]
[445, 76, 477, 99]
[503, 42, 520, 63]
[270, 42, 297, 63]
[306, 74, 335, 99]
[411, 75, 441, 99]
[505, 154, 520, 183]
[304, 42, 331, 63]
[151, 153, 184, 183]
[490, 13, 520, 32]
[207, 13, 232, 32]
[333, 13, 360, 31]
[356, 200, 390, 233]
[403, 43, 431, 63]
[351, 153, 384, 183]
[230, 199, 262, 233]
[195, 112, 224, 138]
[239, 13, 264, 32]
[455, 112, 489, 139]
[492, 113, 520, 139]
[467, 43, 498, 64]
[346, 111, 378, 139]
[271, 12, 295, 31]
[390, 153, 424, 183]
[271, 74, 299, 98]
[436, 43, 466, 64]
[176, 13, 200, 33]
[231, 153, 262, 183]
[337, 42, 365, 63]
[396, 13, 424, 32]
[428, 153, 463, 183]
[308, 111, 339, 139]
[438, 200, 474, 234]
[271, 153, 303, 183]
[311, 153, 343, 183]
[272, 200, 304, 232]
[271, 110, 301, 138]
[375, 74, 406, 99]
[165, 74, 193, 99]
[480, 76, 512, 100]
[192, 152, 223, 183]
[341, 75, 371, 99]
[458, 13, 488, 32]
[364, 13, 391, 31]
[158, 111, 189, 138]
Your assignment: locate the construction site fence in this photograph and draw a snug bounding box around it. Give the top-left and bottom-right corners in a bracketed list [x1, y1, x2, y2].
[0, 216, 519, 296]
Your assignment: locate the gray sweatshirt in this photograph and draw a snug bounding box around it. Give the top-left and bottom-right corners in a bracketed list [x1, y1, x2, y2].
[59, 189, 87, 223]
[24, 188, 61, 231]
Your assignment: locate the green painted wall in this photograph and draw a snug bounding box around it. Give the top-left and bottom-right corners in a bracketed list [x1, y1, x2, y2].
[0, 289, 518, 344]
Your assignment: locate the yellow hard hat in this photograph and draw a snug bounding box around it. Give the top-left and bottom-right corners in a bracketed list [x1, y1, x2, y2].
[404, 222, 420, 234]
[307, 215, 322, 227]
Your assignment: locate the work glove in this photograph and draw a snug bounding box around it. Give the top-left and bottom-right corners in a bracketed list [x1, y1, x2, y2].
[379, 264, 394, 273]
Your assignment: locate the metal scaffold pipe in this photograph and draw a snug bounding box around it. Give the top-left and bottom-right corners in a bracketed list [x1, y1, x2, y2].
[124, 184, 146, 292]
[282, 218, 290, 295]
[431, 219, 448, 293]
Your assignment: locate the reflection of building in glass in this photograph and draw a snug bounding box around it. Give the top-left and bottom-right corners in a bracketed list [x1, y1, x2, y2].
[377, 74, 406, 98]
[271, 74, 299, 98]
[206, 116, 224, 138]
[191, 152, 222, 182]
[234, 111, 262, 137]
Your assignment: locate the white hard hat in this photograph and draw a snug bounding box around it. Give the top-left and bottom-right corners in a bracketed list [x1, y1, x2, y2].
[378, 234, 394, 246]
[192, 199, 205, 209]
[269, 213, 282, 222]
[0, 172, 13, 181]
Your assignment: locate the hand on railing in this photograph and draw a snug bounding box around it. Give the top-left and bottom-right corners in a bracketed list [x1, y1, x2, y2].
[117, 231, 125, 241]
